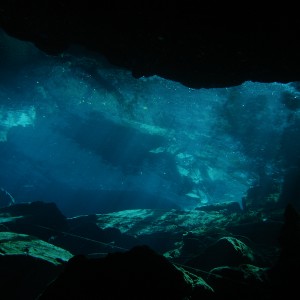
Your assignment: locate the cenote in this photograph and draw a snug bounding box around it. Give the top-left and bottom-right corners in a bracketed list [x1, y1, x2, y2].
[0, 26, 299, 300]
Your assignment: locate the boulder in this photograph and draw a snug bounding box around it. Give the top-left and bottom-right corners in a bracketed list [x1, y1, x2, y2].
[207, 264, 271, 300]
[0, 231, 73, 300]
[0, 201, 69, 241]
[185, 236, 258, 271]
[38, 245, 213, 300]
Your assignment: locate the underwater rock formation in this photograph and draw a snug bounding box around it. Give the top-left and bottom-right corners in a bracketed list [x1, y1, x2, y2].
[0, 231, 72, 300]
[0, 201, 69, 240]
[0, 200, 299, 299]
[268, 203, 300, 298]
[37, 245, 213, 300]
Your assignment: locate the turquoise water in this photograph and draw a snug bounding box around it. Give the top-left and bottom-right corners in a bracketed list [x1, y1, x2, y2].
[1, 30, 299, 216]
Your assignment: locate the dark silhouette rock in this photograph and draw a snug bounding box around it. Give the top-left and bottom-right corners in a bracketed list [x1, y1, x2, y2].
[0, 201, 69, 241]
[269, 204, 300, 299]
[185, 236, 257, 272]
[207, 264, 271, 300]
[37, 245, 213, 299]
[0, 231, 72, 300]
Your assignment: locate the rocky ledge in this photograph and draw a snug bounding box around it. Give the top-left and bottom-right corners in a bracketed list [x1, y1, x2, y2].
[0, 200, 299, 299]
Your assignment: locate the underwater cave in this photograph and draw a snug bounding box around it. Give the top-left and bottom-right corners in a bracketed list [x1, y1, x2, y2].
[0, 6, 300, 300]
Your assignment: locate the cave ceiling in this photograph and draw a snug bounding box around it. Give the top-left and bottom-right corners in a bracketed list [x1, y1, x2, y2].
[0, 3, 300, 89]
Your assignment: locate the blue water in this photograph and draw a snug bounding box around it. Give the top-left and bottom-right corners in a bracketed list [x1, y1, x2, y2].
[1, 29, 299, 216]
